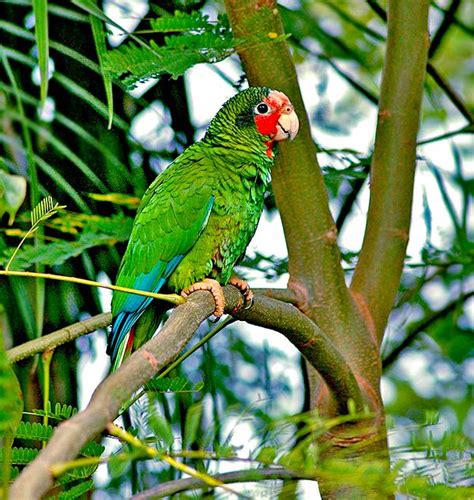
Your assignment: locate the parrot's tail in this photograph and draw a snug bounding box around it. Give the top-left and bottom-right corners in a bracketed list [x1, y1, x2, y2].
[110, 303, 168, 372]
[111, 326, 136, 372]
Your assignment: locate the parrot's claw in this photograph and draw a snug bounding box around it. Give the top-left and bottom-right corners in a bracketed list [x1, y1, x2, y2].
[181, 278, 225, 318]
[229, 277, 254, 314]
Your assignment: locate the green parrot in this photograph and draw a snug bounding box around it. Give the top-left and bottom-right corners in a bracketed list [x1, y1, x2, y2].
[108, 87, 299, 369]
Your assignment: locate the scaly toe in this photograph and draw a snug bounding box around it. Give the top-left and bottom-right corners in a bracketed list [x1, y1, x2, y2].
[229, 277, 254, 313]
[181, 278, 225, 318]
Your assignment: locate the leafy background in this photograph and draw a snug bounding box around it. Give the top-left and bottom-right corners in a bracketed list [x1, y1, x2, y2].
[0, 0, 472, 497]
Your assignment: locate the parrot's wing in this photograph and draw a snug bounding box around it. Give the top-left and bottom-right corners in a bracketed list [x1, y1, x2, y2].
[108, 157, 214, 362]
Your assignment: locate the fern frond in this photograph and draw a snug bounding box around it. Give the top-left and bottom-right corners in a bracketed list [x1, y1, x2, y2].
[144, 376, 204, 393]
[104, 11, 235, 88]
[9, 466, 20, 481]
[105, 42, 206, 85]
[149, 10, 212, 33]
[29, 402, 77, 421]
[57, 479, 94, 499]
[5, 196, 66, 271]
[163, 32, 235, 52]
[80, 441, 105, 458]
[0, 447, 39, 465]
[14, 421, 53, 441]
[31, 196, 62, 226]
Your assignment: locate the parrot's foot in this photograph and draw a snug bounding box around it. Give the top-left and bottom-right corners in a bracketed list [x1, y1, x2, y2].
[181, 278, 225, 318]
[229, 277, 254, 313]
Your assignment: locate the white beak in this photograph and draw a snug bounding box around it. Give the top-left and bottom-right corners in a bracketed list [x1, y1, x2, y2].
[273, 109, 299, 141]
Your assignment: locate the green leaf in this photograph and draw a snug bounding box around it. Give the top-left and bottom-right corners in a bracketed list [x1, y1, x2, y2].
[148, 412, 174, 448]
[164, 31, 234, 52]
[80, 441, 105, 457]
[2, 46, 129, 131]
[184, 402, 203, 448]
[87, 192, 140, 208]
[0, 447, 38, 465]
[30, 402, 77, 420]
[32, 0, 49, 107]
[108, 453, 130, 479]
[89, 13, 113, 129]
[149, 10, 212, 33]
[1, 214, 134, 270]
[0, 170, 26, 225]
[30, 196, 62, 226]
[104, 42, 207, 85]
[104, 11, 235, 88]
[256, 446, 277, 464]
[0, 328, 23, 493]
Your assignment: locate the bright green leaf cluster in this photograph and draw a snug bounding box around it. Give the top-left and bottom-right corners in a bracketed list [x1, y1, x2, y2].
[104, 11, 235, 87]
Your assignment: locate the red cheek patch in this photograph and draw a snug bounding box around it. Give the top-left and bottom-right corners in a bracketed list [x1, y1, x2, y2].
[255, 112, 280, 137]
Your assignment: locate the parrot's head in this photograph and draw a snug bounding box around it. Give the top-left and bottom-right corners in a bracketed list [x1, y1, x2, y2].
[204, 87, 299, 159]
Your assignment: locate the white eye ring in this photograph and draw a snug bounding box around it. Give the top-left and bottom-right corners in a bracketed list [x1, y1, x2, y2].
[255, 102, 270, 114]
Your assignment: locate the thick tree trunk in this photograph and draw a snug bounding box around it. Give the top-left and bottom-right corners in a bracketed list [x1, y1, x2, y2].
[224, 0, 430, 496]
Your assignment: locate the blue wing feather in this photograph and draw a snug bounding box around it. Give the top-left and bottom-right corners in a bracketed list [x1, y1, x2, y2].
[108, 195, 214, 364]
[108, 256, 183, 360]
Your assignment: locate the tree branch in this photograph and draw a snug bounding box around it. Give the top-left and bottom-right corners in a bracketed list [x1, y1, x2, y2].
[257, 287, 299, 305]
[5, 288, 297, 363]
[6, 312, 112, 363]
[236, 294, 363, 412]
[383, 290, 474, 369]
[366, 0, 473, 124]
[351, 0, 430, 341]
[130, 466, 309, 499]
[10, 287, 360, 498]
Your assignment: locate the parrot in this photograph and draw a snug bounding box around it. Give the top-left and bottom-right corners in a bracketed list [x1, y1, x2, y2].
[108, 86, 299, 370]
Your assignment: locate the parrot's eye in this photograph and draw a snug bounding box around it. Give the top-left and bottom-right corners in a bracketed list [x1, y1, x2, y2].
[255, 103, 269, 114]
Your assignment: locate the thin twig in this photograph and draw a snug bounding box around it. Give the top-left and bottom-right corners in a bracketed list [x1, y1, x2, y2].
[7, 312, 112, 363]
[426, 63, 474, 123]
[106, 424, 242, 497]
[0, 270, 185, 305]
[130, 466, 307, 498]
[383, 290, 474, 369]
[417, 124, 473, 145]
[428, 0, 461, 58]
